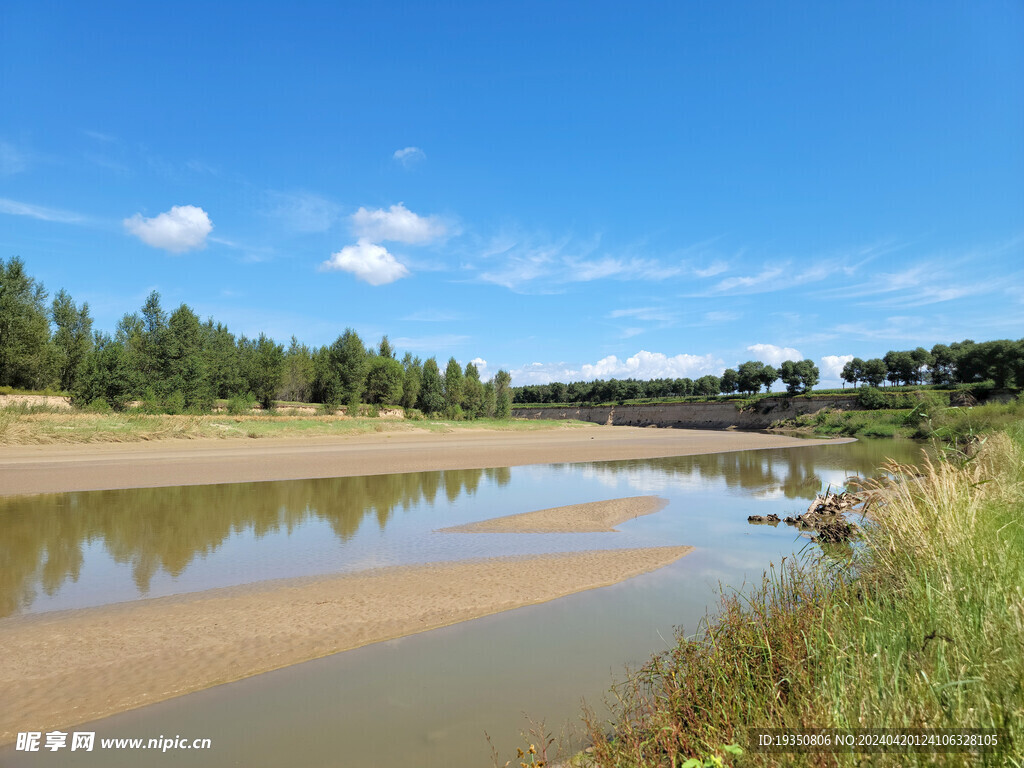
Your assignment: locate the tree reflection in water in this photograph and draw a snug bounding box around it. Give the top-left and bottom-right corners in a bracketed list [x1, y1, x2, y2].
[0, 439, 924, 618]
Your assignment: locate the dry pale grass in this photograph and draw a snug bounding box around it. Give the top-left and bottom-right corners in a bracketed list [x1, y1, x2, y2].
[0, 409, 589, 446]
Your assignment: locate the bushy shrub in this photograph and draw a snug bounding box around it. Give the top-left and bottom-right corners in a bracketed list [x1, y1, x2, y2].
[84, 397, 112, 413]
[227, 393, 256, 415]
[855, 386, 887, 410]
[163, 390, 185, 415]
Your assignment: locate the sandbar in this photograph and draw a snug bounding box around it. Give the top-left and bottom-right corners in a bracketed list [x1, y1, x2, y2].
[0, 426, 852, 496]
[441, 495, 668, 533]
[0, 546, 693, 744]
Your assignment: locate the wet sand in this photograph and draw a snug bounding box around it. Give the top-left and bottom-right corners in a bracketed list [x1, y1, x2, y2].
[0, 547, 693, 744]
[0, 426, 851, 496]
[441, 495, 669, 533]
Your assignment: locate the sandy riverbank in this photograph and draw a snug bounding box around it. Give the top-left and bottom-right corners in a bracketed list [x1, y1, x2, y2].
[441, 495, 668, 533]
[0, 546, 693, 744]
[0, 426, 852, 496]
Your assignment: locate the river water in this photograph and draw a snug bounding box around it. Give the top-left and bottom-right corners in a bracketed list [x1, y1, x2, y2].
[0, 439, 924, 767]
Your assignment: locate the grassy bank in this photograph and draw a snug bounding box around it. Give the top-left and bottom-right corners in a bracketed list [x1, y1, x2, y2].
[565, 425, 1023, 767]
[777, 395, 1024, 442]
[0, 409, 591, 445]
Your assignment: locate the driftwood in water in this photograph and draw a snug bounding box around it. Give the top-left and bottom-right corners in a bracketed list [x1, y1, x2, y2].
[780, 490, 865, 542]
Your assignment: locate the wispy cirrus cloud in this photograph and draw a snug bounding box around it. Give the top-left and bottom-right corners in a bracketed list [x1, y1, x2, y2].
[266, 190, 342, 233]
[0, 197, 87, 224]
[472, 233, 686, 292]
[827, 239, 1024, 308]
[693, 260, 729, 278]
[690, 242, 901, 298]
[0, 140, 29, 175]
[391, 334, 470, 351]
[402, 309, 462, 322]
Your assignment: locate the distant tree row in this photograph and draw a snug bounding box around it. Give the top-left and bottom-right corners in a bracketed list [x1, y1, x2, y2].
[515, 340, 1024, 407]
[513, 358, 821, 404]
[840, 341, 1024, 390]
[0, 258, 512, 417]
[513, 375, 724, 405]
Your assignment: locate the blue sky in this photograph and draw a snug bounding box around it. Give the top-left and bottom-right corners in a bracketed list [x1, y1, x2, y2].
[2, 1, 1022, 386]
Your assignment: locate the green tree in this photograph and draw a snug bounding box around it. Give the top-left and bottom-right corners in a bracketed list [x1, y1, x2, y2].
[418, 357, 445, 414]
[377, 335, 395, 359]
[883, 350, 915, 386]
[443, 357, 464, 415]
[164, 304, 212, 409]
[138, 290, 168, 388]
[331, 329, 367, 412]
[759, 364, 778, 393]
[311, 346, 342, 409]
[841, 358, 865, 388]
[862, 358, 888, 387]
[780, 359, 819, 394]
[0, 257, 53, 389]
[494, 369, 512, 419]
[482, 379, 497, 418]
[797, 359, 819, 393]
[399, 353, 422, 410]
[74, 332, 134, 409]
[279, 336, 314, 402]
[242, 333, 285, 409]
[720, 368, 739, 395]
[365, 355, 405, 405]
[909, 347, 934, 385]
[737, 361, 766, 395]
[928, 344, 958, 385]
[203, 321, 242, 398]
[51, 289, 93, 393]
[462, 361, 484, 418]
[694, 375, 720, 398]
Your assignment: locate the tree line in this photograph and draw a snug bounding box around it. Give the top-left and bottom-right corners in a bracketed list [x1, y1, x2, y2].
[839, 341, 1024, 390]
[514, 340, 1024, 406]
[0, 258, 512, 417]
[514, 359, 822, 404]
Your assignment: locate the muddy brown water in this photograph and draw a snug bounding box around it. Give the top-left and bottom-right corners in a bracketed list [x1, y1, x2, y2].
[0, 439, 925, 767]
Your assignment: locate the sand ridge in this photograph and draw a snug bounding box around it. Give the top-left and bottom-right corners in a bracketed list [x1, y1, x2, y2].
[440, 495, 669, 533]
[0, 546, 694, 744]
[0, 426, 853, 496]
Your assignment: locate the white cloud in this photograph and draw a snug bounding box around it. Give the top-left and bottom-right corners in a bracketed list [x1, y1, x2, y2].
[474, 234, 685, 292]
[608, 306, 679, 325]
[702, 311, 741, 324]
[402, 309, 461, 322]
[0, 141, 28, 175]
[820, 355, 854, 381]
[745, 343, 803, 366]
[470, 357, 488, 378]
[124, 205, 213, 252]
[0, 197, 86, 223]
[391, 334, 469, 350]
[694, 260, 728, 278]
[352, 203, 446, 244]
[393, 146, 426, 166]
[510, 350, 724, 386]
[320, 239, 410, 285]
[266, 190, 341, 233]
[709, 267, 786, 294]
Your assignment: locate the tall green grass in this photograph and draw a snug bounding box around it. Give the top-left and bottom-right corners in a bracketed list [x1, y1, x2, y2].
[579, 426, 1024, 767]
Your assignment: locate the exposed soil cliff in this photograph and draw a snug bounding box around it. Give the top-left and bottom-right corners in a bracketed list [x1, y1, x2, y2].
[512, 395, 863, 430]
